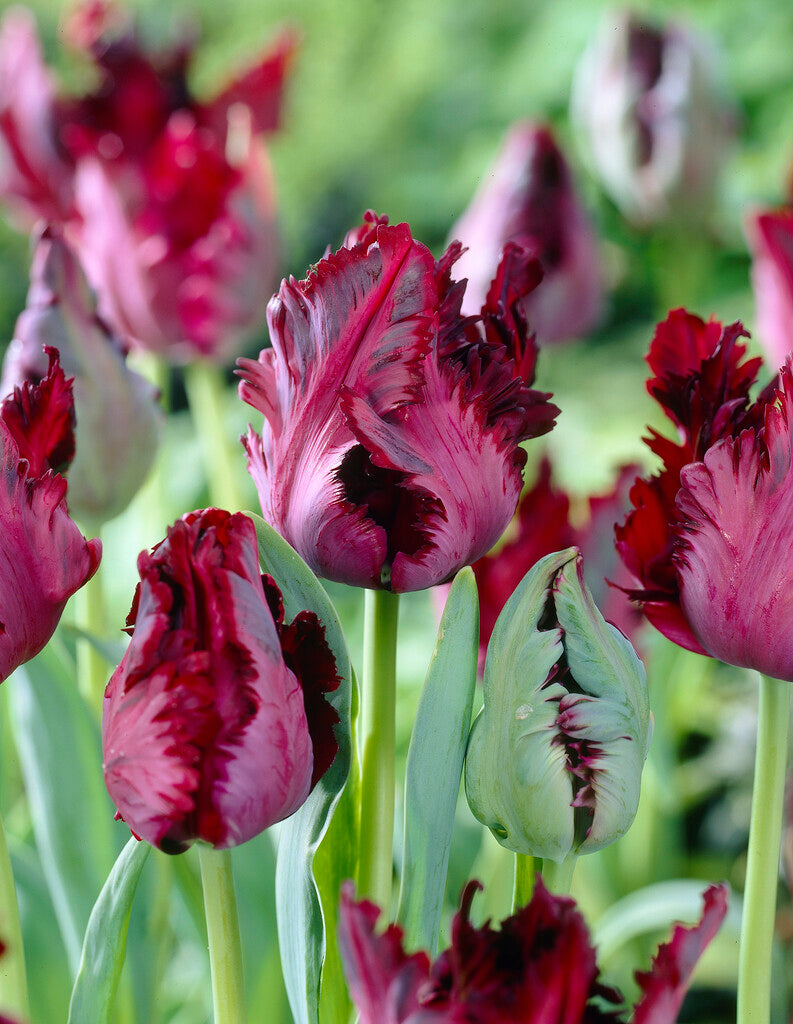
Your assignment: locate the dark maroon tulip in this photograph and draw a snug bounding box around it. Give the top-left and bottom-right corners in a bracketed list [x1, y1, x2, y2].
[0, 349, 101, 681]
[103, 508, 339, 853]
[239, 212, 558, 593]
[338, 878, 727, 1024]
[451, 124, 603, 344]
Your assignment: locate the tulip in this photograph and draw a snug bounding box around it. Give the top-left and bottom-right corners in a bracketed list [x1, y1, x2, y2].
[239, 211, 559, 593]
[450, 123, 603, 344]
[2, 227, 160, 526]
[0, 2, 295, 362]
[338, 877, 727, 1024]
[746, 208, 793, 370]
[102, 508, 339, 853]
[465, 548, 650, 864]
[0, 349, 101, 682]
[470, 456, 641, 670]
[571, 10, 735, 225]
[0, 9, 75, 225]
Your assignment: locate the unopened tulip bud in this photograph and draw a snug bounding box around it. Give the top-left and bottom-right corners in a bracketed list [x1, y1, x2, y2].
[3, 227, 160, 526]
[465, 548, 650, 863]
[571, 10, 735, 226]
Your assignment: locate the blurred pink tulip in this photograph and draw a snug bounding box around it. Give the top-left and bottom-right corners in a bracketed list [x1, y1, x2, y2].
[571, 11, 735, 226]
[103, 508, 339, 853]
[239, 212, 558, 593]
[0, 349, 101, 681]
[746, 208, 793, 369]
[451, 124, 604, 344]
[0, 1, 295, 362]
[2, 227, 160, 525]
[338, 878, 727, 1024]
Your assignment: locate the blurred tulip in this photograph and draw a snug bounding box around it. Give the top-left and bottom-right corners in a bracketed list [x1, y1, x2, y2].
[2, 226, 160, 526]
[450, 123, 603, 343]
[0, 1, 295, 362]
[746, 208, 793, 369]
[103, 508, 339, 853]
[239, 212, 559, 593]
[470, 456, 642, 670]
[338, 877, 727, 1024]
[0, 9, 75, 225]
[0, 349, 101, 681]
[465, 548, 650, 863]
[571, 10, 735, 225]
[615, 308, 793, 679]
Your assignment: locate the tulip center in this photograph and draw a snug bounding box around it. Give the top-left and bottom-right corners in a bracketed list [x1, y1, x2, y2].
[337, 444, 442, 587]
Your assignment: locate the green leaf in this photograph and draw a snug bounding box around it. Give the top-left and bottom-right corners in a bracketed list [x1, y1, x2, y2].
[251, 514, 354, 1024]
[397, 567, 478, 954]
[9, 636, 120, 974]
[68, 838, 150, 1024]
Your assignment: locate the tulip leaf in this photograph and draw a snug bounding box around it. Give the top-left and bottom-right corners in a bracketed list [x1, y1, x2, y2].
[397, 567, 479, 953]
[9, 636, 120, 974]
[251, 514, 354, 1024]
[67, 838, 150, 1024]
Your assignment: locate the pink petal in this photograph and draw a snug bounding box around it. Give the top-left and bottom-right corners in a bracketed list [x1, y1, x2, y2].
[747, 209, 793, 371]
[631, 884, 728, 1024]
[676, 372, 793, 679]
[0, 426, 100, 682]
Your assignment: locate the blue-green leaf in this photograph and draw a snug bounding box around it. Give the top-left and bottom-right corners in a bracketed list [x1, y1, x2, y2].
[251, 514, 354, 1024]
[67, 838, 150, 1024]
[397, 567, 478, 953]
[9, 637, 120, 974]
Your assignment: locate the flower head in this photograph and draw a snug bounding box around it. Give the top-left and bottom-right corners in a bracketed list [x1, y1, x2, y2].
[239, 212, 558, 593]
[2, 227, 160, 526]
[465, 548, 650, 862]
[0, 349, 101, 681]
[746, 207, 793, 370]
[450, 123, 603, 344]
[102, 508, 339, 853]
[571, 11, 735, 225]
[338, 877, 728, 1024]
[0, 2, 294, 362]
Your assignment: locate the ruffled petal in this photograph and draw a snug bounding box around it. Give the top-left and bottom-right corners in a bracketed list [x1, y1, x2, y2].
[0, 426, 101, 682]
[676, 366, 793, 678]
[631, 884, 728, 1024]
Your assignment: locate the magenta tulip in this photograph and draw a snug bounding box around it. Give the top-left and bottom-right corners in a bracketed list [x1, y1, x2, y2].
[0, 3, 294, 362]
[103, 508, 339, 853]
[239, 212, 558, 593]
[338, 878, 727, 1024]
[0, 349, 101, 681]
[450, 123, 603, 344]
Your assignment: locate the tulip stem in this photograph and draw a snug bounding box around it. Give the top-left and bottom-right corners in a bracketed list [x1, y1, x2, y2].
[512, 854, 537, 911]
[737, 674, 790, 1024]
[541, 855, 577, 895]
[198, 846, 246, 1024]
[0, 810, 29, 1023]
[184, 361, 244, 513]
[357, 589, 399, 912]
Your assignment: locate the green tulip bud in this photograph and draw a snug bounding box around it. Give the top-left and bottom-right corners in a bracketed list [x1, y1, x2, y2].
[465, 547, 651, 863]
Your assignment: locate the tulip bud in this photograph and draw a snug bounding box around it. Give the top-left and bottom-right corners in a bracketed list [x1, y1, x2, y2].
[571, 10, 735, 226]
[2, 227, 160, 527]
[465, 548, 650, 863]
[450, 123, 604, 344]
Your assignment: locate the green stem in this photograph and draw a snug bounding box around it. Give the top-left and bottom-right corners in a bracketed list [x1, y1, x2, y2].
[737, 674, 790, 1024]
[75, 566, 107, 717]
[357, 589, 399, 911]
[541, 855, 577, 895]
[198, 846, 246, 1024]
[183, 361, 243, 512]
[0, 812, 28, 1023]
[512, 854, 538, 911]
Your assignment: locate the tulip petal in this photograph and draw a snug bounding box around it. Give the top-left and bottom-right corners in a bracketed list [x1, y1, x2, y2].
[631, 883, 728, 1024]
[748, 209, 793, 370]
[676, 369, 793, 679]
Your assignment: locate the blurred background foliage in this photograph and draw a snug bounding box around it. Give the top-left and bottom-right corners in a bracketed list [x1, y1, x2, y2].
[2, 0, 793, 1021]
